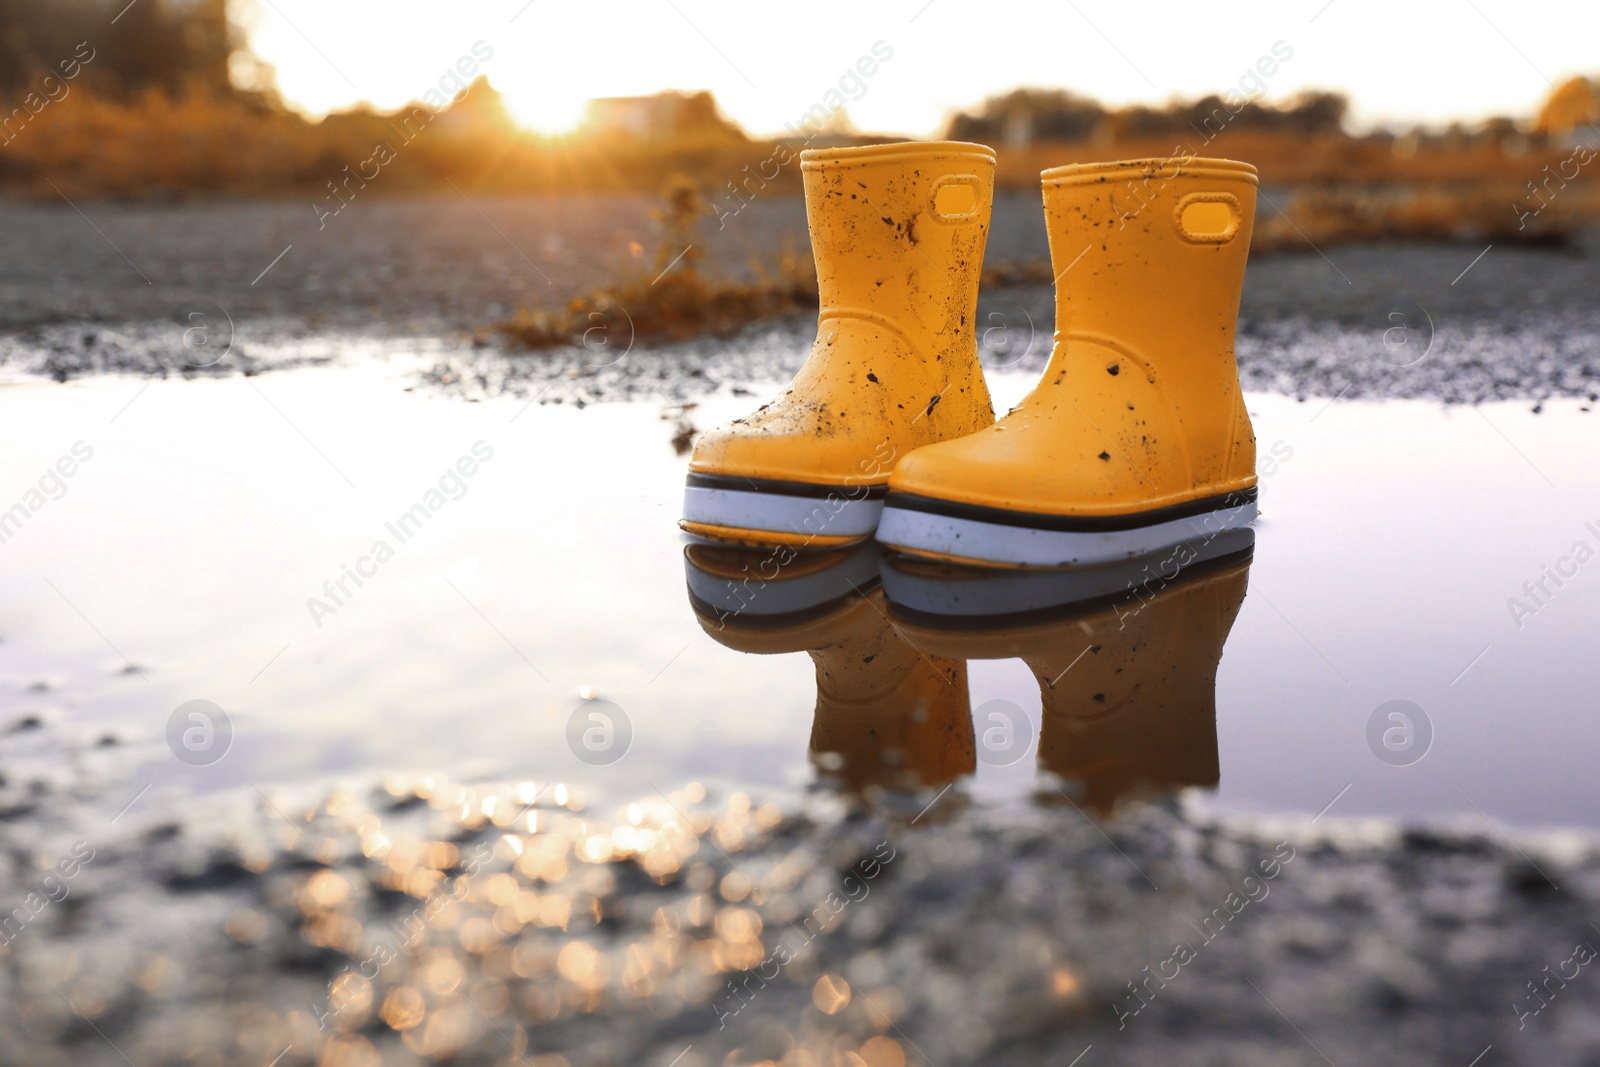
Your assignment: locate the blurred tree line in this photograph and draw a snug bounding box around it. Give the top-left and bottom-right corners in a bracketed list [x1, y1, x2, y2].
[0, 0, 1590, 221]
[945, 88, 1350, 144]
[0, 0, 236, 97]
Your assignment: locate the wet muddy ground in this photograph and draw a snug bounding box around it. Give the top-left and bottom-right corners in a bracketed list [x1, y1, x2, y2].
[2, 197, 1599, 1064]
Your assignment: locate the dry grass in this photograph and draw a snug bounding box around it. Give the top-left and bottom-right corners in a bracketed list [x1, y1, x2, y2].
[982, 259, 1056, 287]
[498, 177, 818, 351]
[0, 84, 776, 198]
[1254, 184, 1598, 250]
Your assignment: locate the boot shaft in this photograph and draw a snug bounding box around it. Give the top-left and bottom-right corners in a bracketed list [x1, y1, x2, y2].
[1038, 156, 1259, 492]
[801, 141, 995, 360]
[1043, 156, 1257, 362]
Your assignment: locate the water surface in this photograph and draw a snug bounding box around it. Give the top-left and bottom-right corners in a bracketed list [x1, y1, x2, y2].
[0, 367, 1594, 832]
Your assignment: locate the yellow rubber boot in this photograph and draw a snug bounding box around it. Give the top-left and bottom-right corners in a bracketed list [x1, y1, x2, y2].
[885, 535, 1252, 813]
[684, 544, 974, 794]
[682, 141, 997, 550]
[877, 157, 1260, 568]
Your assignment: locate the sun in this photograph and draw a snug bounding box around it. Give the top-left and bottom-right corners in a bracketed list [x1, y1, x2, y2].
[502, 90, 590, 136]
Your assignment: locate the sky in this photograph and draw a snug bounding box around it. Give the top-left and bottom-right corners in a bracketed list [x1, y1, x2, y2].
[238, 0, 1599, 135]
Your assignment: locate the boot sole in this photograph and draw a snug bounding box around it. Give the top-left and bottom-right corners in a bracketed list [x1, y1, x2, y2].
[681, 473, 886, 548]
[876, 487, 1257, 568]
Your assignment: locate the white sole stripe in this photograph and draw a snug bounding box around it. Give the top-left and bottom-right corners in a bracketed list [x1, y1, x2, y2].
[683, 485, 883, 539]
[876, 500, 1258, 567]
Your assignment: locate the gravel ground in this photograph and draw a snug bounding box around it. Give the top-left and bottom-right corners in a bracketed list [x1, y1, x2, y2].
[3, 777, 1599, 1066]
[2, 193, 1597, 404]
[0, 192, 814, 333]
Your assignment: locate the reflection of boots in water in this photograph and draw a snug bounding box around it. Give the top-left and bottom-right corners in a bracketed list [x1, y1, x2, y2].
[685, 544, 974, 793]
[805, 590, 974, 792]
[886, 532, 1252, 813]
[1032, 556, 1249, 813]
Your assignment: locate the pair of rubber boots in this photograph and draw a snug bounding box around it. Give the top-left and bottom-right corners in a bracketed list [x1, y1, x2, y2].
[681, 141, 1259, 568]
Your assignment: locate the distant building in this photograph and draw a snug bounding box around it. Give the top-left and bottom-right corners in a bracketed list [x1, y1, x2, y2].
[582, 91, 744, 142]
[428, 76, 513, 134]
[1537, 77, 1600, 148]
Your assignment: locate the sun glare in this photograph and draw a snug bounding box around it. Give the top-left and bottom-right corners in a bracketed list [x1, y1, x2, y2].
[503, 90, 589, 136]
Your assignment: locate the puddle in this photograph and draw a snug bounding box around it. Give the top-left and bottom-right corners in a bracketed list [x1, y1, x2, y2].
[0, 366, 1596, 833]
